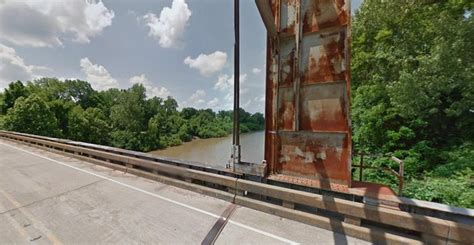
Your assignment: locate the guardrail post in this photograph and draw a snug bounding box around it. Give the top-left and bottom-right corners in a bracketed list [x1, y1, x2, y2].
[359, 151, 364, 181]
[391, 156, 404, 196]
[227, 187, 244, 196]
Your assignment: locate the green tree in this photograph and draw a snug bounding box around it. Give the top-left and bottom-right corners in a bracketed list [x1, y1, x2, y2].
[353, 0, 473, 153]
[27, 78, 68, 101]
[163, 96, 178, 115]
[181, 107, 198, 120]
[97, 88, 122, 117]
[145, 96, 164, 122]
[109, 84, 147, 132]
[4, 95, 59, 136]
[352, 0, 473, 207]
[68, 106, 110, 145]
[64, 79, 100, 109]
[48, 99, 75, 137]
[2, 81, 28, 114]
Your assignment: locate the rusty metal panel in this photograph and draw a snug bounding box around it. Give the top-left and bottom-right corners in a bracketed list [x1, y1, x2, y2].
[280, 0, 298, 34]
[299, 82, 349, 132]
[300, 30, 347, 84]
[278, 87, 296, 130]
[302, 0, 348, 33]
[277, 132, 350, 191]
[279, 38, 296, 86]
[263, 0, 351, 191]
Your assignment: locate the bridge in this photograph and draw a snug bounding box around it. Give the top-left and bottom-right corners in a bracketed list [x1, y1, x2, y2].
[0, 131, 473, 244]
[0, 133, 369, 244]
[1, 0, 473, 244]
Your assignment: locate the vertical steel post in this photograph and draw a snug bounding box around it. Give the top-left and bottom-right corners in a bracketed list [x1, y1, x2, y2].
[359, 151, 364, 181]
[232, 0, 241, 169]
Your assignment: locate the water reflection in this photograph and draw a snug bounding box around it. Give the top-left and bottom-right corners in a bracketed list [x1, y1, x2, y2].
[149, 131, 264, 168]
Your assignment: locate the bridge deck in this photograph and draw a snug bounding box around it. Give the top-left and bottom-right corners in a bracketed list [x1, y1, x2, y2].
[0, 139, 368, 244]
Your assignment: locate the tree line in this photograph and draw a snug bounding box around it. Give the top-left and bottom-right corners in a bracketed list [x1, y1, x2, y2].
[0, 78, 264, 152]
[351, 0, 473, 208]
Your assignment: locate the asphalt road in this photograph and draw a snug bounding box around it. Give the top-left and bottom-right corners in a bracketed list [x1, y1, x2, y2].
[0, 139, 369, 244]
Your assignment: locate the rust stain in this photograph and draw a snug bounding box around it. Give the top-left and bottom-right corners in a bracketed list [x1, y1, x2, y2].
[301, 98, 348, 131]
[298, 83, 349, 132]
[280, 48, 295, 86]
[277, 133, 350, 182]
[280, 0, 298, 34]
[279, 102, 295, 130]
[281, 25, 295, 34]
[302, 31, 346, 84]
[267, 174, 349, 192]
[277, 88, 295, 131]
[303, 0, 348, 33]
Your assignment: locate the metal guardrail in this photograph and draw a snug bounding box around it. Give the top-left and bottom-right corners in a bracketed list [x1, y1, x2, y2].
[1, 131, 473, 244]
[353, 155, 405, 196]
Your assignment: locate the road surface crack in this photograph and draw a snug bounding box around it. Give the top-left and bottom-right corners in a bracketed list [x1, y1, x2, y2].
[0, 179, 104, 216]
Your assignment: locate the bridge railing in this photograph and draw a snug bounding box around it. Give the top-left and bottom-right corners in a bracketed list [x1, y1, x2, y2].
[1, 131, 472, 244]
[352, 153, 405, 196]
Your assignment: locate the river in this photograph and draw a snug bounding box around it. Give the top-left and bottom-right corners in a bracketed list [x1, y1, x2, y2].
[149, 131, 264, 168]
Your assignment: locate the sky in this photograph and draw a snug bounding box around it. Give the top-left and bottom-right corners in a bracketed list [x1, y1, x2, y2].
[0, 0, 363, 113]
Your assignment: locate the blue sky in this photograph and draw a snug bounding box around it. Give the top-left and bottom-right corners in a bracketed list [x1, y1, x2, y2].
[0, 0, 363, 113]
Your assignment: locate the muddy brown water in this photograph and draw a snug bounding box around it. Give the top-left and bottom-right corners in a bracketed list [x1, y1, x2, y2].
[149, 131, 264, 168]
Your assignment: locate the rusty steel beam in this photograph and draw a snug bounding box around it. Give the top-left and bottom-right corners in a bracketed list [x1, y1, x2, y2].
[255, 0, 278, 38]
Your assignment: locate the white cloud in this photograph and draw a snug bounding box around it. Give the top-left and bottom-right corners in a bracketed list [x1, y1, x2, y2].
[80, 57, 119, 91]
[246, 95, 265, 112]
[0, 43, 47, 89]
[0, 0, 114, 47]
[129, 74, 170, 98]
[150, 86, 171, 98]
[129, 74, 148, 85]
[184, 51, 227, 76]
[214, 73, 247, 92]
[223, 88, 248, 102]
[58, 77, 79, 81]
[242, 99, 252, 109]
[189, 89, 206, 105]
[252, 68, 261, 74]
[143, 0, 191, 48]
[213, 73, 249, 110]
[214, 74, 230, 91]
[254, 95, 265, 102]
[181, 91, 228, 110]
[212, 72, 265, 113]
[207, 97, 219, 107]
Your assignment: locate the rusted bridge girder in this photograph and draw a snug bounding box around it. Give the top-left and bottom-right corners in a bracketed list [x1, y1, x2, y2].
[257, 0, 352, 192]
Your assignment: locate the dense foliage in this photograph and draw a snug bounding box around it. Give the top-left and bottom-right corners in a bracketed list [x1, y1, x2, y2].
[352, 0, 473, 208]
[0, 78, 264, 152]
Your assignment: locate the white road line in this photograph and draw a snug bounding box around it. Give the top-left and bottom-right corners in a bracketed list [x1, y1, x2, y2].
[0, 141, 299, 245]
